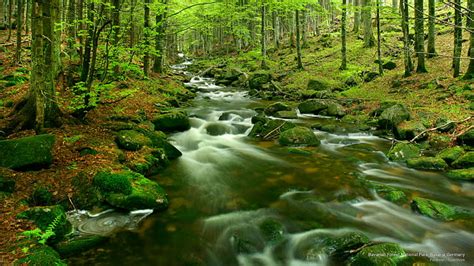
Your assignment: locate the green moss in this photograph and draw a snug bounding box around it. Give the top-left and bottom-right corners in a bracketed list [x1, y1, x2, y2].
[350, 243, 406, 266]
[93, 171, 133, 195]
[411, 197, 473, 221]
[279, 126, 320, 147]
[323, 232, 369, 256]
[249, 119, 296, 139]
[115, 130, 152, 151]
[152, 111, 190, 132]
[451, 152, 474, 169]
[387, 142, 420, 161]
[17, 245, 66, 266]
[0, 134, 55, 170]
[445, 168, 474, 181]
[437, 146, 465, 165]
[264, 102, 291, 116]
[394, 120, 426, 140]
[54, 235, 108, 257]
[406, 157, 448, 170]
[377, 104, 410, 129]
[72, 173, 101, 210]
[17, 205, 72, 243]
[0, 176, 15, 193]
[30, 187, 53, 206]
[258, 219, 285, 244]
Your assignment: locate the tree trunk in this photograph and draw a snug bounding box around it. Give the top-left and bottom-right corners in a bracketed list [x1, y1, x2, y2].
[25, 0, 30, 34]
[67, 0, 76, 59]
[400, 0, 412, 76]
[15, 0, 22, 64]
[453, 0, 462, 77]
[414, 0, 427, 72]
[8, 0, 13, 41]
[427, 0, 436, 57]
[353, 0, 361, 32]
[341, 0, 347, 70]
[296, 9, 303, 69]
[464, 0, 474, 79]
[302, 9, 307, 48]
[392, 0, 398, 11]
[80, 0, 93, 82]
[153, 0, 167, 73]
[376, 0, 383, 74]
[261, 1, 267, 68]
[362, 0, 375, 47]
[144, 0, 150, 76]
[77, 0, 84, 63]
[272, 10, 280, 48]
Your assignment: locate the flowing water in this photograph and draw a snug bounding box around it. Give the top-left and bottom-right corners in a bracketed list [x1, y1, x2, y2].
[68, 62, 474, 266]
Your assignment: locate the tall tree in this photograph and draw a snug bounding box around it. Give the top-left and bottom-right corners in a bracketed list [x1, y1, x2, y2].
[144, 0, 151, 76]
[376, 0, 382, 74]
[154, 0, 168, 74]
[400, 0, 412, 76]
[465, 0, 474, 79]
[15, 0, 23, 63]
[353, 0, 361, 32]
[261, 0, 267, 68]
[362, 0, 375, 47]
[427, 0, 436, 57]
[67, 0, 76, 59]
[7, 0, 13, 41]
[453, 0, 462, 77]
[296, 9, 303, 69]
[341, 0, 347, 70]
[414, 0, 427, 72]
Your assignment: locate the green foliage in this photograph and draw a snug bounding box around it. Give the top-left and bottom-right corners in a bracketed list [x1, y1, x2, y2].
[63, 135, 83, 143]
[93, 171, 133, 195]
[30, 187, 53, 206]
[22, 214, 62, 245]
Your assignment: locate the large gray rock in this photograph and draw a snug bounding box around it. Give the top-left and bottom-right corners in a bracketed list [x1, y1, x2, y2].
[298, 99, 330, 114]
[0, 134, 55, 170]
[377, 104, 410, 129]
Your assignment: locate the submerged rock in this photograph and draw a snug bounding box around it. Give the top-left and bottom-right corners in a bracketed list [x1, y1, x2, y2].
[349, 243, 406, 265]
[93, 171, 168, 211]
[258, 218, 285, 244]
[406, 157, 448, 170]
[152, 111, 190, 132]
[17, 205, 72, 244]
[386, 142, 420, 161]
[279, 126, 320, 147]
[411, 197, 473, 221]
[274, 110, 298, 119]
[451, 152, 474, 169]
[437, 146, 465, 165]
[377, 104, 410, 129]
[445, 168, 474, 181]
[54, 235, 108, 257]
[249, 119, 296, 139]
[369, 183, 408, 204]
[0, 134, 55, 170]
[205, 123, 233, 136]
[264, 102, 291, 116]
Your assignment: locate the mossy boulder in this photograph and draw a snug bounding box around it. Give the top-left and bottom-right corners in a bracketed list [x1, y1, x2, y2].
[437, 146, 465, 165]
[370, 183, 408, 204]
[152, 111, 190, 132]
[377, 104, 410, 129]
[0, 134, 55, 170]
[17, 205, 72, 244]
[279, 126, 320, 146]
[54, 235, 108, 257]
[457, 128, 474, 146]
[394, 120, 426, 140]
[298, 99, 330, 114]
[140, 130, 182, 159]
[30, 187, 53, 206]
[249, 72, 271, 90]
[275, 110, 298, 119]
[17, 245, 66, 266]
[325, 102, 346, 118]
[249, 119, 296, 139]
[258, 218, 285, 244]
[406, 157, 448, 170]
[445, 168, 474, 181]
[382, 61, 397, 70]
[305, 232, 370, 262]
[0, 175, 15, 193]
[264, 102, 291, 116]
[307, 79, 329, 91]
[93, 171, 168, 211]
[349, 243, 406, 266]
[411, 197, 473, 221]
[115, 130, 152, 151]
[127, 149, 169, 176]
[387, 142, 420, 161]
[451, 152, 474, 169]
[204, 123, 233, 136]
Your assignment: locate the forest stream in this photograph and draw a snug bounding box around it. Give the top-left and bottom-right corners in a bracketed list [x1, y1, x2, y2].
[63, 59, 474, 266]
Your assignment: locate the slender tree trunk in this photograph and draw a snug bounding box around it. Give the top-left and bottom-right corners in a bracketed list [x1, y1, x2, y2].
[81, 0, 94, 82]
[8, 0, 13, 41]
[401, 0, 412, 76]
[272, 10, 280, 48]
[354, 0, 361, 32]
[392, 0, 398, 11]
[130, 0, 136, 47]
[143, 0, 150, 76]
[25, 0, 29, 34]
[414, 0, 427, 72]
[453, 0, 462, 77]
[67, 0, 76, 59]
[153, 0, 167, 73]
[464, 0, 474, 79]
[341, 0, 347, 70]
[78, 0, 84, 63]
[261, 1, 267, 68]
[362, 0, 375, 47]
[427, 0, 436, 57]
[15, 0, 22, 64]
[296, 9, 303, 69]
[376, 0, 383, 74]
[302, 9, 307, 48]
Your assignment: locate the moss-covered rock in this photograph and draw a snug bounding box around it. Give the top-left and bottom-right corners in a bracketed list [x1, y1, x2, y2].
[411, 197, 473, 221]
[0, 175, 15, 193]
[451, 152, 474, 169]
[298, 99, 330, 114]
[258, 218, 285, 244]
[377, 104, 410, 129]
[152, 111, 190, 132]
[437, 146, 465, 165]
[304, 232, 370, 262]
[248, 119, 296, 139]
[275, 110, 298, 119]
[406, 157, 448, 170]
[0, 134, 55, 170]
[370, 183, 408, 204]
[140, 130, 182, 159]
[264, 102, 291, 116]
[445, 168, 474, 181]
[30, 186, 53, 206]
[325, 102, 346, 118]
[457, 128, 474, 146]
[17, 245, 66, 266]
[54, 235, 108, 257]
[349, 243, 406, 266]
[279, 126, 320, 146]
[249, 72, 271, 90]
[394, 120, 426, 140]
[386, 142, 420, 161]
[115, 130, 152, 151]
[94, 171, 168, 211]
[307, 79, 329, 91]
[17, 205, 72, 243]
[127, 149, 169, 176]
[204, 123, 233, 136]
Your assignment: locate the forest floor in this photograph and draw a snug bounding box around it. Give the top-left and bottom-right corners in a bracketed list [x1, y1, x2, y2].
[0, 25, 473, 264]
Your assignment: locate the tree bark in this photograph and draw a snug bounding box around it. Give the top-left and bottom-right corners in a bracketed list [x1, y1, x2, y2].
[144, 0, 150, 76]
[376, 0, 383, 74]
[427, 0, 436, 57]
[15, 0, 22, 63]
[261, 1, 267, 68]
[453, 0, 462, 77]
[401, 0, 412, 76]
[362, 0, 375, 47]
[67, 0, 76, 59]
[414, 0, 427, 72]
[341, 0, 347, 70]
[8, 0, 13, 41]
[464, 0, 474, 79]
[153, 0, 167, 73]
[353, 0, 361, 32]
[296, 9, 303, 69]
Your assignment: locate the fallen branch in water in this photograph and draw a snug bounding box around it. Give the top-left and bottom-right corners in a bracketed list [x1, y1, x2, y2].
[409, 116, 472, 143]
[263, 121, 286, 140]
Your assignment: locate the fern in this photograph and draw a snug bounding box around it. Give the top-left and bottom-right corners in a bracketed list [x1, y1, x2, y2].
[22, 214, 62, 245]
